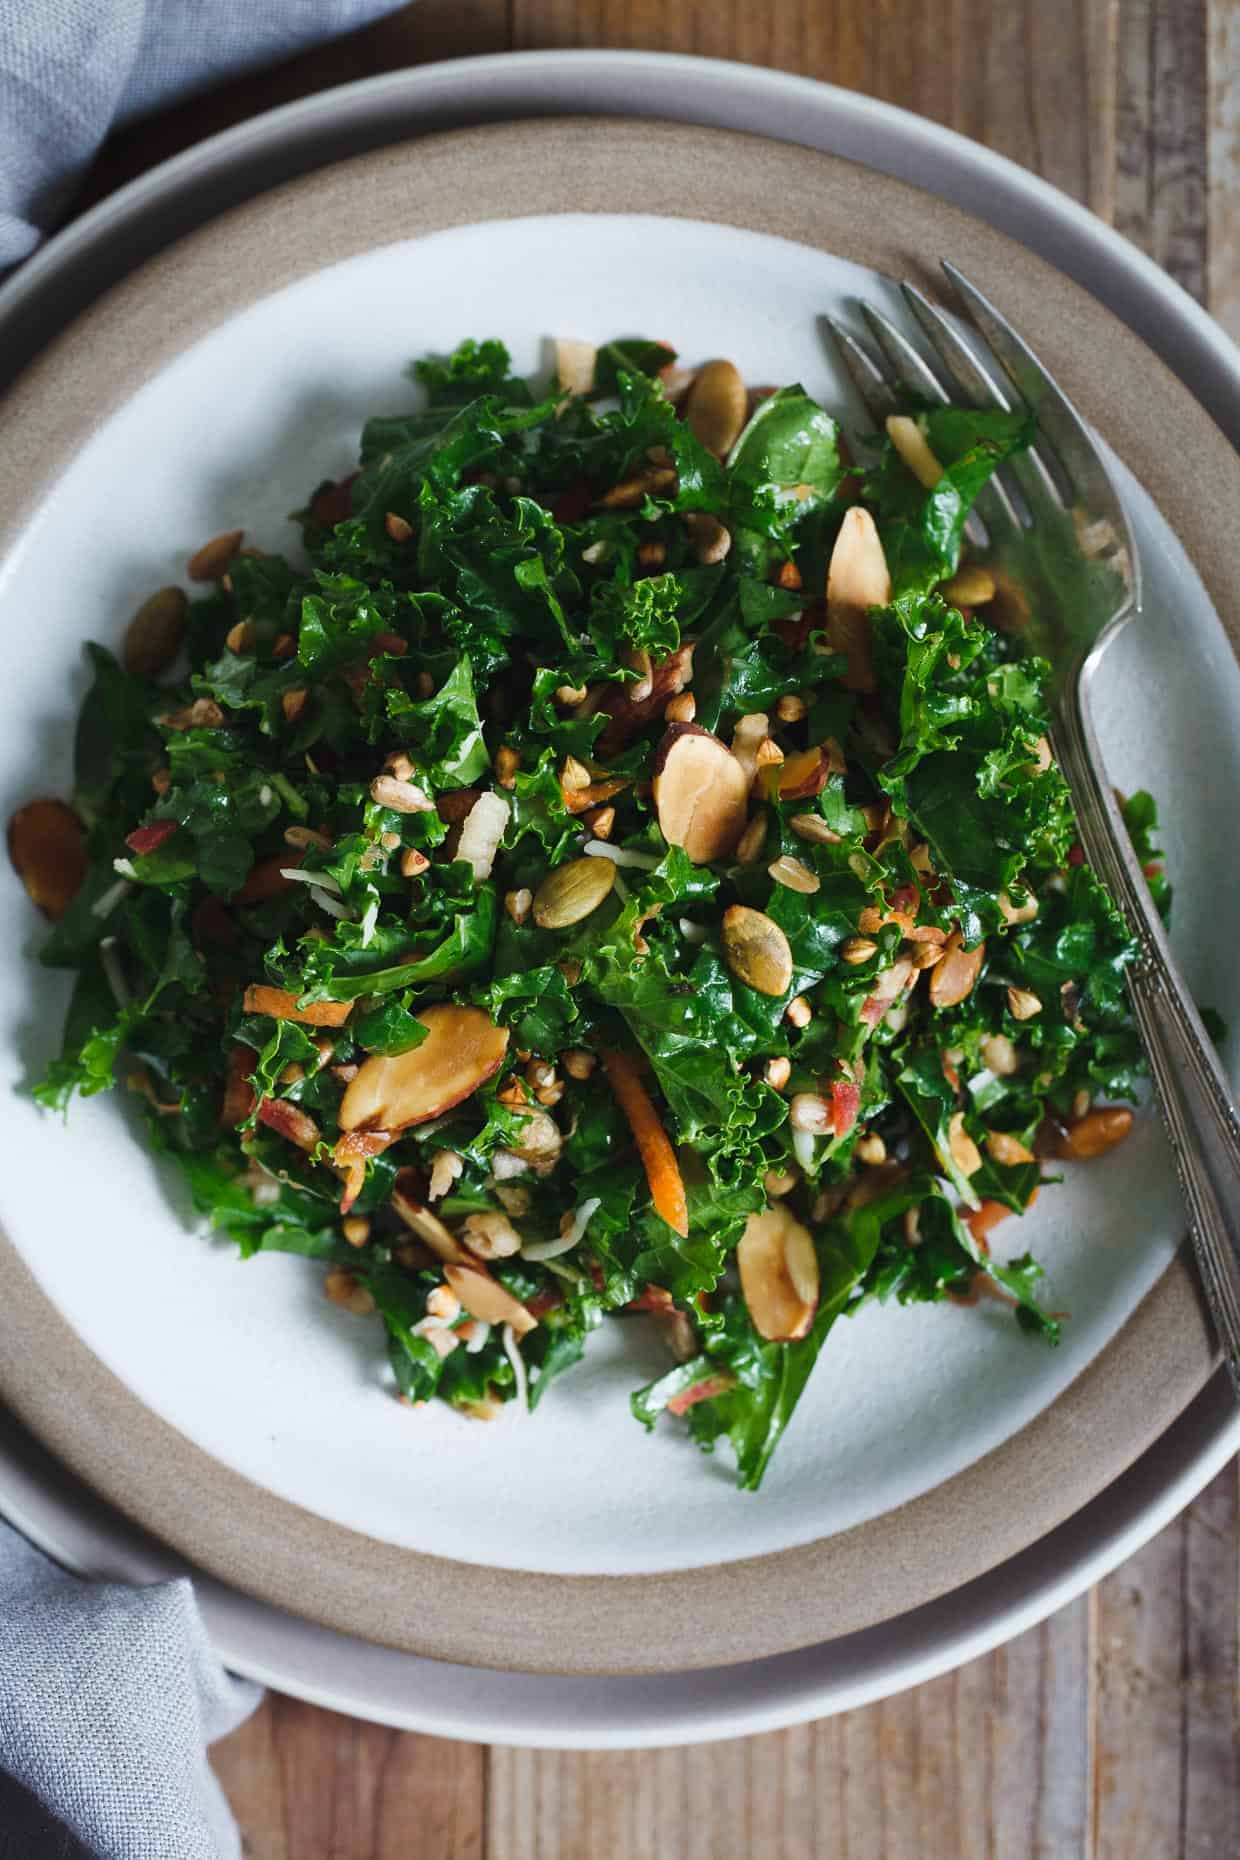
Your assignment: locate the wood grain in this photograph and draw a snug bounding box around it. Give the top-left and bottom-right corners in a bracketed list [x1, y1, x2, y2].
[69, 2, 1237, 1854]
[210, 1695, 486, 1860]
[487, 1594, 1094, 1858]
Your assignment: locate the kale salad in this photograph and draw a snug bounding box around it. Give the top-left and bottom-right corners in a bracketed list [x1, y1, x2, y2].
[9, 334, 1164, 1490]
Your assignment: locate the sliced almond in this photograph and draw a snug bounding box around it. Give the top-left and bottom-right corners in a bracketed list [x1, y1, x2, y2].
[721, 905, 794, 997]
[1055, 1106, 1134, 1160]
[8, 798, 87, 920]
[242, 984, 351, 1028]
[985, 1130, 1036, 1166]
[767, 854, 820, 896]
[941, 564, 996, 607]
[789, 813, 842, 847]
[391, 1172, 466, 1261]
[945, 1110, 983, 1178]
[652, 724, 749, 864]
[777, 746, 832, 801]
[825, 507, 891, 693]
[187, 529, 243, 581]
[560, 775, 631, 817]
[886, 414, 944, 489]
[339, 1003, 509, 1133]
[683, 511, 732, 564]
[444, 1261, 538, 1337]
[369, 774, 434, 814]
[738, 1206, 820, 1342]
[683, 359, 747, 457]
[1006, 985, 1042, 1021]
[928, 931, 985, 1009]
[123, 586, 188, 679]
[555, 337, 597, 397]
[998, 887, 1039, 925]
[532, 855, 617, 929]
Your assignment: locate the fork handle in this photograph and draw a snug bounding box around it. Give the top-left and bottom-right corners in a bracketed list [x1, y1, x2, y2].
[1056, 671, 1240, 1396]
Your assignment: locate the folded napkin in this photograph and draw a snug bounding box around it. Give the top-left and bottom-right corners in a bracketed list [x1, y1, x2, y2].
[0, 1520, 261, 1860]
[0, 0, 405, 267]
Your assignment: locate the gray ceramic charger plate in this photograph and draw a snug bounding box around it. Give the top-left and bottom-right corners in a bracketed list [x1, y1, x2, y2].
[0, 115, 1233, 1677]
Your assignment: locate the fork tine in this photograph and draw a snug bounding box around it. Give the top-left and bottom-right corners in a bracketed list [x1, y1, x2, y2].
[901, 278, 1066, 517]
[857, 303, 950, 405]
[895, 283, 1026, 534]
[940, 263, 1108, 507]
[821, 315, 899, 422]
[824, 313, 991, 548]
[900, 282, 1015, 412]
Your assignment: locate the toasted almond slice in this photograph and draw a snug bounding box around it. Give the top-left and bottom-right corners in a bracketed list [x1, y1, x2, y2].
[928, 931, 985, 1009]
[1055, 1106, 1134, 1160]
[188, 529, 244, 581]
[242, 984, 351, 1027]
[652, 724, 749, 864]
[985, 1130, 1036, 1166]
[946, 1110, 983, 1178]
[768, 854, 820, 896]
[775, 747, 831, 801]
[339, 1003, 508, 1133]
[444, 1261, 538, 1337]
[738, 1205, 819, 1342]
[886, 415, 944, 489]
[391, 1173, 466, 1261]
[941, 564, 996, 607]
[683, 511, 732, 564]
[825, 507, 891, 693]
[555, 337, 597, 397]
[683, 359, 747, 457]
[7, 798, 87, 920]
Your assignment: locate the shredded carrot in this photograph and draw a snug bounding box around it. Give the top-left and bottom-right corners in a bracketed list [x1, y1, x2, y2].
[601, 1049, 689, 1238]
[242, 984, 350, 1027]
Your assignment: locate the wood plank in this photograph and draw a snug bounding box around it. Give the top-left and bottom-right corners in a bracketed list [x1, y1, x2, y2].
[211, 1695, 487, 1860]
[1207, 0, 1240, 336]
[511, 0, 1117, 214]
[1092, 1462, 1239, 1860]
[486, 1599, 1091, 1860]
[1115, 0, 1209, 300]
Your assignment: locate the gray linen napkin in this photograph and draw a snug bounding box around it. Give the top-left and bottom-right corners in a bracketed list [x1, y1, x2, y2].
[0, 1521, 261, 1859]
[0, 8, 413, 1851]
[0, 0, 405, 266]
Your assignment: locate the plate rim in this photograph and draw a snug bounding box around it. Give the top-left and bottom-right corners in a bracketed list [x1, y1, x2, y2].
[0, 113, 1230, 1676]
[3, 1368, 1236, 1746]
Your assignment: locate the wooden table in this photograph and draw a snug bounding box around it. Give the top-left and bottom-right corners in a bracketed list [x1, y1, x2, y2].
[83, 5, 1239, 1854]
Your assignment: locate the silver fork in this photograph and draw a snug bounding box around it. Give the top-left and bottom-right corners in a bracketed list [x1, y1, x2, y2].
[826, 266, 1240, 1393]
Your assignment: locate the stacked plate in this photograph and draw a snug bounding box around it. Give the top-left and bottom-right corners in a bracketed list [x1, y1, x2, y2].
[1, 52, 1236, 1745]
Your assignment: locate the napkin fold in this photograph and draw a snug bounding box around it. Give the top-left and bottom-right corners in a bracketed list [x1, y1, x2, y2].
[0, 0, 405, 267]
[0, 1521, 261, 1860]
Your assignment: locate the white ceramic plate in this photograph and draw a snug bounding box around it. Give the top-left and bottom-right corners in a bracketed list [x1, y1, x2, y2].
[3, 208, 1233, 1579]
